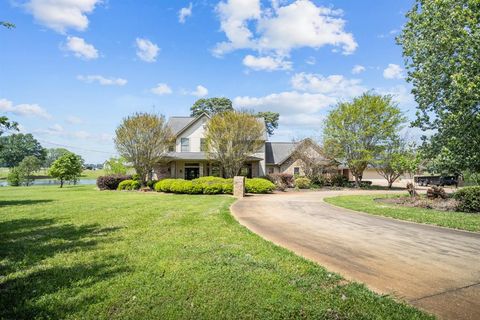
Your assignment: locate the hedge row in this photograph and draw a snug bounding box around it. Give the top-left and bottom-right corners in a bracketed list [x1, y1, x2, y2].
[154, 176, 275, 195]
[117, 179, 141, 191]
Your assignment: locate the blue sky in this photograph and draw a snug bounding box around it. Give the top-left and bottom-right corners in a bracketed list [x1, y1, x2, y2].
[1, 0, 415, 163]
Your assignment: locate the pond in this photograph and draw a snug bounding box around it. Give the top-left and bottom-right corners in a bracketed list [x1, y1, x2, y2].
[0, 179, 97, 187]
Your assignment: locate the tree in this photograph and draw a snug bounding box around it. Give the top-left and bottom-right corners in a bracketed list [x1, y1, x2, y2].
[373, 138, 417, 188]
[205, 111, 265, 178]
[44, 148, 70, 168]
[18, 156, 42, 186]
[0, 116, 18, 136]
[256, 111, 279, 136]
[323, 93, 406, 187]
[114, 113, 173, 185]
[104, 156, 128, 175]
[48, 152, 84, 188]
[190, 98, 234, 117]
[1, 21, 15, 29]
[397, 0, 480, 173]
[0, 133, 46, 167]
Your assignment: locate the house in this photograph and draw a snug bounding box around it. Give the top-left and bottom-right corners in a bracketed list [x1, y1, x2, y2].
[152, 113, 329, 180]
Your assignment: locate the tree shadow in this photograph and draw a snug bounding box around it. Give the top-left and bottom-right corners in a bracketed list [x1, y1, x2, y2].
[0, 218, 128, 318]
[0, 199, 54, 207]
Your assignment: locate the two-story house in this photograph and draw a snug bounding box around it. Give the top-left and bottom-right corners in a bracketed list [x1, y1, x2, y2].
[153, 113, 330, 180]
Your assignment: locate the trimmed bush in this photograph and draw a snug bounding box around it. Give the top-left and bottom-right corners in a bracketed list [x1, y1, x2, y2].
[154, 179, 177, 192]
[117, 179, 141, 191]
[454, 186, 480, 213]
[245, 178, 275, 194]
[327, 174, 349, 187]
[222, 179, 234, 194]
[295, 177, 311, 189]
[97, 174, 132, 190]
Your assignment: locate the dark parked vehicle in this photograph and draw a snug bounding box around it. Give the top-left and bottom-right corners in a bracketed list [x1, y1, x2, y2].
[414, 175, 458, 187]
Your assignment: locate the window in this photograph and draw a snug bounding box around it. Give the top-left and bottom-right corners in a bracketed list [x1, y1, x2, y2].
[268, 167, 274, 174]
[181, 138, 189, 152]
[294, 167, 300, 175]
[200, 138, 207, 152]
[168, 144, 175, 152]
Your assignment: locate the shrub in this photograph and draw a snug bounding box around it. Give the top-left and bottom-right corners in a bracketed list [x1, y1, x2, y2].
[117, 179, 141, 191]
[7, 167, 24, 186]
[454, 186, 480, 213]
[146, 180, 158, 189]
[97, 174, 132, 190]
[427, 186, 447, 199]
[193, 176, 230, 195]
[245, 178, 275, 194]
[311, 174, 326, 187]
[222, 179, 234, 194]
[267, 173, 294, 191]
[154, 179, 176, 192]
[327, 174, 349, 187]
[295, 177, 311, 189]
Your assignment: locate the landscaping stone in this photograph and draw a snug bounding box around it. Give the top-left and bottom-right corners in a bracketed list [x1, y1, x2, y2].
[234, 176, 245, 198]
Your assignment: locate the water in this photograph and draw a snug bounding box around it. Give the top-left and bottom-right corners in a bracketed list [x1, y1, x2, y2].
[0, 179, 97, 187]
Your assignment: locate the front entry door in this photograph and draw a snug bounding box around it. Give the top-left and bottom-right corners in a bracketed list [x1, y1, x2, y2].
[185, 168, 199, 180]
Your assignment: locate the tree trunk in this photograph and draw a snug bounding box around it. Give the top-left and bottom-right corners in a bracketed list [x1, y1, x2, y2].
[60, 179, 64, 188]
[354, 175, 361, 188]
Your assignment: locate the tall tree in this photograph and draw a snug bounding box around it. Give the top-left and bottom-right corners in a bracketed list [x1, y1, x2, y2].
[256, 111, 279, 136]
[44, 148, 70, 168]
[190, 98, 234, 117]
[114, 113, 173, 185]
[48, 152, 84, 188]
[18, 156, 42, 186]
[397, 0, 480, 172]
[205, 111, 265, 178]
[0, 133, 46, 167]
[323, 93, 406, 187]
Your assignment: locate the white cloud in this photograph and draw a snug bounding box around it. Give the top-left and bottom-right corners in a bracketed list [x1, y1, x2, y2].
[135, 38, 159, 63]
[77, 75, 127, 86]
[291, 73, 366, 99]
[214, 0, 357, 60]
[383, 63, 404, 79]
[242, 54, 291, 71]
[150, 83, 173, 95]
[191, 85, 208, 97]
[0, 98, 51, 119]
[351, 64, 366, 74]
[179, 3, 193, 23]
[305, 56, 316, 65]
[64, 36, 99, 60]
[66, 115, 84, 124]
[378, 85, 416, 108]
[234, 91, 335, 115]
[25, 0, 101, 33]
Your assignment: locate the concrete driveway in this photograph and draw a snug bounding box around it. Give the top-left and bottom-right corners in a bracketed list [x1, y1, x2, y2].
[231, 190, 480, 320]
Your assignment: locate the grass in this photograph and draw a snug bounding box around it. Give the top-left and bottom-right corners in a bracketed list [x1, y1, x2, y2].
[0, 186, 431, 320]
[325, 195, 480, 232]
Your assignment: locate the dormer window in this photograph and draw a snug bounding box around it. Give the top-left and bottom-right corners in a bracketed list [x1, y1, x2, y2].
[181, 138, 190, 152]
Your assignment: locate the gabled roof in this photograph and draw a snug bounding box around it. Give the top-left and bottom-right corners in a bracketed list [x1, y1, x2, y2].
[266, 138, 331, 166]
[265, 142, 298, 165]
[167, 113, 210, 137]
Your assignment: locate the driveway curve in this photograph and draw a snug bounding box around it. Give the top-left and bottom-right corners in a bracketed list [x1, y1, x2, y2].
[231, 190, 480, 320]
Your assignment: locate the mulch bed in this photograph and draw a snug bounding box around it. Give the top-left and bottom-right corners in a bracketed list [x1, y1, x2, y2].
[375, 196, 459, 212]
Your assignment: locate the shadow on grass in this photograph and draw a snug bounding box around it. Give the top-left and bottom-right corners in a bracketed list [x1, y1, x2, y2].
[0, 218, 128, 319]
[0, 199, 54, 207]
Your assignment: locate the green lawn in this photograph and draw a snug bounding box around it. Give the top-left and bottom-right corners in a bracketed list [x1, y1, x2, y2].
[0, 186, 431, 319]
[325, 195, 480, 232]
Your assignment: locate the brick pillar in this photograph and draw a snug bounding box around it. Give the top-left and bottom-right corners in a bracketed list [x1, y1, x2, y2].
[233, 176, 245, 198]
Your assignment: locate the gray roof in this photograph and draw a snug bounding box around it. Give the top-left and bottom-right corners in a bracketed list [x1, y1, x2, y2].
[165, 152, 263, 162]
[265, 142, 298, 165]
[167, 116, 196, 135]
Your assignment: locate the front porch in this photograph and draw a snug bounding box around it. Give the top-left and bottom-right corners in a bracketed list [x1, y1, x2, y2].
[153, 160, 262, 180]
